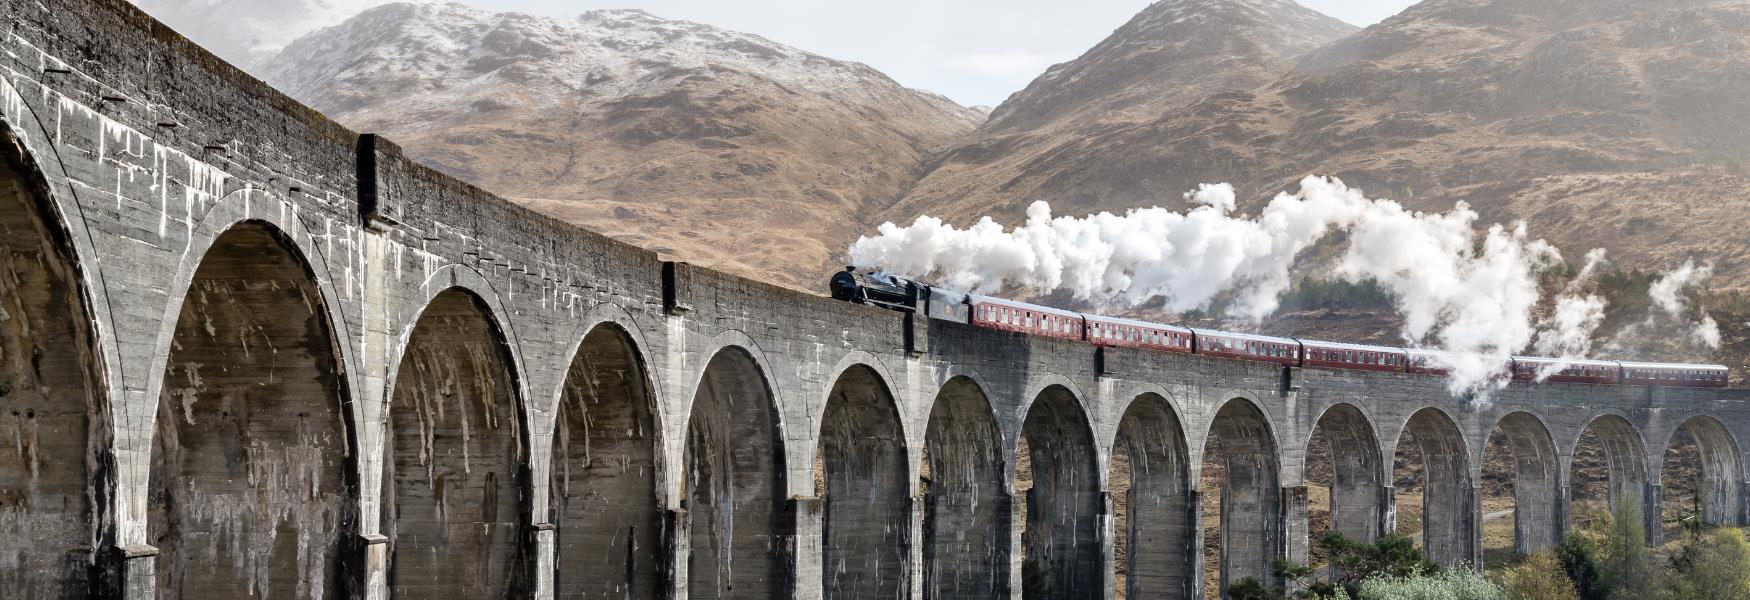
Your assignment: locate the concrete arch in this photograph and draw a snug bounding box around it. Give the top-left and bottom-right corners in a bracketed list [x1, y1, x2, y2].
[546, 304, 671, 507]
[685, 330, 792, 479]
[147, 219, 361, 599]
[1017, 374, 1091, 434]
[921, 364, 1000, 464]
[0, 114, 112, 596]
[817, 352, 909, 441]
[383, 284, 533, 597]
[816, 362, 909, 599]
[1112, 392, 1193, 600]
[1204, 396, 1283, 592]
[0, 77, 122, 406]
[1394, 407, 1475, 567]
[1193, 389, 1278, 484]
[383, 264, 530, 407]
[1488, 411, 1561, 554]
[546, 302, 669, 435]
[1659, 415, 1742, 528]
[144, 189, 365, 439]
[1308, 402, 1386, 545]
[1568, 413, 1648, 518]
[684, 343, 791, 599]
[549, 317, 666, 598]
[1017, 384, 1103, 599]
[922, 375, 1010, 599]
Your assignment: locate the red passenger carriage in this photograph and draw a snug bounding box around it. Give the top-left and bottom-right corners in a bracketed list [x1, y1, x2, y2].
[1085, 315, 1193, 353]
[1509, 357, 1620, 384]
[1191, 329, 1299, 366]
[968, 295, 1084, 341]
[1620, 362, 1729, 388]
[1302, 340, 1406, 373]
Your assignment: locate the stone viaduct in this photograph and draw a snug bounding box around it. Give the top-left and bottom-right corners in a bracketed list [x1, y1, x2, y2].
[2, 1, 1748, 599]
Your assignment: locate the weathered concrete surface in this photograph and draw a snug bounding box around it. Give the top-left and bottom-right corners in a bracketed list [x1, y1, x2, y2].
[2, 2, 1750, 599]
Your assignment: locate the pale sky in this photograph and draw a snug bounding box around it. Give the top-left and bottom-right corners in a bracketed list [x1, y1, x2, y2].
[464, 0, 1419, 107]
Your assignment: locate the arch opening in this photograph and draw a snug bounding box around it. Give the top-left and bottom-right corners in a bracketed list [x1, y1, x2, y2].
[817, 365, 908, 599]
[1659, 416, 1741, 537]
[1112, 394, 1191, 599]
[921, 377, 1008, 599]
[1568, 415, 1647, 528]
[1480, 412, 1559, 566]
[385, 289, 527, 597]
[553, 324, 662, 597]
[1201, 399, 1281, 597]
[1017, 385, 1101, 598]
[148, 223, 355, 598]
[684, 347, 788, 599]
[0, 149, 101, 595]
[1394, 408, 1474, 567]
[1303, 404, 1383, 564]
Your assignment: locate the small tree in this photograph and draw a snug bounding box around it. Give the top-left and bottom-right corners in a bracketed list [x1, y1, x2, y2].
[1505, 551, 1579, 600]
[1597, 504, 1655, 600]
[1667, 528, 1750, 600]
[1224, 558, 1360, 600]
[1229, 577, 1279, 600]
[1321, 532, 1436, 597]
[1556, 534, 1605, 600]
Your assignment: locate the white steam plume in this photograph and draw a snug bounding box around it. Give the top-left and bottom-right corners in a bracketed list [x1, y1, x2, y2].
[850, 176, 1614, 398]
[1533, 249, 1609, 364]
[1648, 260, 1721, 349]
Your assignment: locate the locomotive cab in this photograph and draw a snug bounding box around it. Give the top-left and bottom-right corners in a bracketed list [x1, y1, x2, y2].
[829, 266, 919, 311]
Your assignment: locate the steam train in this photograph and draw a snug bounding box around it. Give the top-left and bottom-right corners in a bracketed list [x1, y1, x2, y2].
[829, 268, 1730, 388]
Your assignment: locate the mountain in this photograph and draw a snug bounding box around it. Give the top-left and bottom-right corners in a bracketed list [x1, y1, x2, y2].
[262, 2, 984, 287]
[887, 0, 1357, 228]
[896, 0, 1750, 288]
[132, 0, 395, 69]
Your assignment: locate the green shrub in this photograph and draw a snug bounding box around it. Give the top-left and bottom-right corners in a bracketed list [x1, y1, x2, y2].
[1504, 551, 1578, 600]
[1667, 528, 1750, 600]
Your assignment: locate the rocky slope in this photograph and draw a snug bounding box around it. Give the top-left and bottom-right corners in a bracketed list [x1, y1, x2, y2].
[263, 2, 984, 287]
[897, 0, 1750, 290]
[888, 0, 1356, 231]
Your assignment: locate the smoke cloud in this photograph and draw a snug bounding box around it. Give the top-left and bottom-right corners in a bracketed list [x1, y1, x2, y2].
[850, 176, 1715, 398]
[1646, 260, 1721, 349]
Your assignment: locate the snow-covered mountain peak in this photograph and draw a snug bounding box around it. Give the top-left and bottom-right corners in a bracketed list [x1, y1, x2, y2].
[263, 1, 963, 121]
